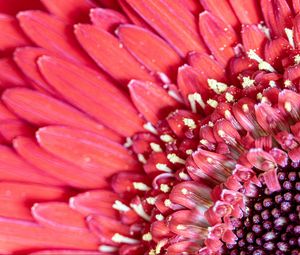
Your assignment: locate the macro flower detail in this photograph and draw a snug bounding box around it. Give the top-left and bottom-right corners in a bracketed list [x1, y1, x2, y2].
[0, 0, 300, 255]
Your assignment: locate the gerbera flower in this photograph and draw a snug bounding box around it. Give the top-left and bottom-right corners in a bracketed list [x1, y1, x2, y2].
[0, 0, 300, 254]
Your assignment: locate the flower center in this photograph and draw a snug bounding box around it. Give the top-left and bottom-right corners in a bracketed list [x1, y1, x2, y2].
[224, 166, 300, 255]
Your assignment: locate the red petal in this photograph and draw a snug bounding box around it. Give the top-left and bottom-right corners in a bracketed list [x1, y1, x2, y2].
[0, 182, 67, 220]
[31, 251, 102, 255]
[293, 14, 300, 48]
[0, 120, 34, 142]
[247, 149, 276, 171]
[118, 24, 182, 80]
[199, 11, 237, 67]
[0, 145, 62, 185]
[263, 169, 281, 192]
[0, 217, 98, 253]
[0, 0, 44, 15]
[129, 80, 180, 124]
[3, 88, 121, 141]
[200, 0, 239, 30]
[70, 190, 118, 218]
[0, 14, 29, 54]
[242, 25, 268, 58]
[74, 24, 154, 84]
[124, 0, 207, 57]
[13, 136, 110, 189]
[14, 47, 57, 94]
[38, 55, 144, 137]
[90, 8, 128, 32]
[188, 52, 227, 82]
[41, 0, 95, 23]
[36, 126, 140, 174]
[32, 202, 88, 231]
[292, 0, 300, 13]
[0, 101, 18, 120]
[0, 58, 27, 88]
[261, 0, 293, 37]
[229, 0, 262, 24]
[179, 0, 202, 14]
[17, 11, 93, 66]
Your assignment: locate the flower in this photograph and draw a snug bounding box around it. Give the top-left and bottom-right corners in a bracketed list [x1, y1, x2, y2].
[0, 0, 300, 254]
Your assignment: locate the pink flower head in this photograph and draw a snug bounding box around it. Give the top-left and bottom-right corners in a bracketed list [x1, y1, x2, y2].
[0, 0, 299, 254]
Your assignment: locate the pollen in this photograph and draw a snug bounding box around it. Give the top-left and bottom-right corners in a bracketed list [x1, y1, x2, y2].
[112, 233, 139, 244]
[284, 102, 292, 112]
[160, 184, 171, 193]
[160, 134, 174, 143]
[207, 79, 228, 94]
[167, 153, 186, 164]
[142, 232, 152, 241]
[242, 76, 255, 88]
[143, 122, 158, 134]
[156, 163, 172, 172]
[207, 99, 218, 108]
[225, 92, 234, 102]
[183, 118, 197, 129]
[112, 200, 130, 212]
[150, 142, 162, 152]
[133, 182, 151, 191]
[285, 28, 295, 48]
[188, 93, 206, 112]
[295, 54, 300, 65]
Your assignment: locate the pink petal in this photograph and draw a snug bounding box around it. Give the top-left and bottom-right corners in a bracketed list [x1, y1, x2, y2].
[3, 87, 121, 141]
[70, 190, 118, 218]
[200, 0, 239, 30]
[261, 0, 292, 37]
[0, 101, 18, 120]
[90, 8, 129, 32]
[0, 58, 28, 88]
[41, 0, 95, 23]
[247, 149, 276, 171]
[14, 47, 57, 94]
[0, 0, 44, 15]
[263, 169, 281, 192]
[229, 0, 262, 24]
[0, 217, 98, 253]
[199, 11, 237, 67]
[31, 251, 102, 255]
[74, 24, 155, 84]
[293, 0, 300, 13]
[117, 24, 182, 80]
[0, 119, 34, 142]
[129, 80, 180, 124]
[36, 126, 140, 174]
[0, 182, 67, 220]
[0, 145, 63, 185]
[38, 55, 144, 137]
[17, 11, 93, 66]
[0, 14, 29, 53]
[14, 136, 109, 189]
[188, 52, 227, 82]
[32, 202, 88, 231]
[241, 25, 267, 58]
[124, 0, 207, 57]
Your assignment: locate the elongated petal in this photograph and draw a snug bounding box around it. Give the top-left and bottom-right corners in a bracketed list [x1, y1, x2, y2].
[0, 182, 67, 220]
[242, 25, 267, 58]
[14, 47, 57, 94]
[14, 136, 110, 189]
[200, 0, 239, 30]
[117, 24, 182, 80]
[0, 58, 27, 88]
[36, 126, 140, 174]
[17, 11, 92, 66]
[41, 0, 95, 23]
[0, 14, 29, 53]
[90, 8, 128, 31]
[0, 119, 34, 142]
[70, 190, 118, 218]
[129, 80, 180, 124]
[0, 217, 98, 253]
[0, 101, 18, 120]
[32, 202, 88, 231]
[38, 55, 144, 137]
[124, 0, 207, 57]
[199, 12, 237, 66]
[0, 145, 62, 185]
[229, 0, 261, 24]
[74, 24, 154, 84]
[3, 88, 121, 141]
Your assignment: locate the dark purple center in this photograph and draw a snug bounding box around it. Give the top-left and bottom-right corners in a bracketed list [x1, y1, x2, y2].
[223, 168, 300, 255]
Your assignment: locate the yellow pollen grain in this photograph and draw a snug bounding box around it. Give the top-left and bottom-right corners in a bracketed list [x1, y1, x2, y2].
[183, 118, 196, 129]
[242, 76, 255, 88]
[160, 134, 174, 143]
[207, 99, 218, 108]
[150, 142, 162, 152]
[207, 79, 228, 94]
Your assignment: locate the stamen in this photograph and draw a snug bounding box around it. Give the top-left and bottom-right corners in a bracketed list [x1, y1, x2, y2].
[123, 137, 133, 148]
[156, 163, 172, 173]
[207, 79, 228, 94]
[247, 50, 276, 72]
[188, 93, 206, 112]
[98, 245, 118, 252]
[295, 54, 300, 65]
[225, 92, 234, 102]
[181, 188, 189, 195]
[167, 153, 186, 164]
[160, 184, 171, 193]
[112, 233, 139, 244]
[186, 149, 193, 155]
[142, 232, 152, 241]
[284, 101, 292, 112]
[112, 200, 130, 212]
[241, 76, 255, 88]
[150, 142, 163, 152]
[285, 28, 295, 48]
[133, 182, 151, 191]
[258, 23, 271, 39]
[179, 171, 190, 180]
[130, 202, 151, 221]
[164, 199, 172, 207]
[269, 80, 276, 87]
[183, 118, 197, 129]
[284, 80, 292, 87]
[143, 122, 158, 134]
[137, 154, 147, 164]
[155, 214, 164, 221]
[146, 197, 156, 205]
